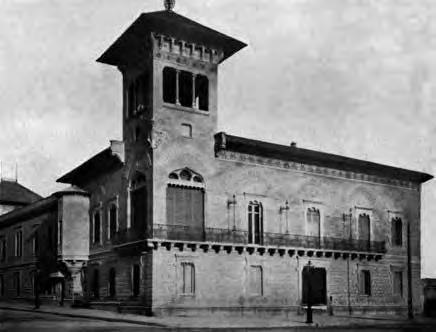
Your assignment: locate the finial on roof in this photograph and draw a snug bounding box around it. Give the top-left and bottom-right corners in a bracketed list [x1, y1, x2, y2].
[164, 0, 175, 11]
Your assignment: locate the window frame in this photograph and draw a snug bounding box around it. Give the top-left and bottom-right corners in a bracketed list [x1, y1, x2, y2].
[181, 262, 195, 296]
[92, 209, 102, 245]
[248, 201, 263, 245]
[107, 200, 119, 240]
[391, 217, 403, 247]
[162, 66, 209, 112]
[14, 229, 23, 257]
[248, 265, 264, 296]
[360, 269, 371, 296]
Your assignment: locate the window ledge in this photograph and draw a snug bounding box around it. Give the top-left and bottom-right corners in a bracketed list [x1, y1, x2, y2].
[163, 103, 209, 116]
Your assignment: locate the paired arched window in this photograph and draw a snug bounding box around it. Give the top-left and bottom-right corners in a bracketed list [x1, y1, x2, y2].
[391, 217, 403, 247]
[162, 67, 209, 111]
[248, 201, 263, 245]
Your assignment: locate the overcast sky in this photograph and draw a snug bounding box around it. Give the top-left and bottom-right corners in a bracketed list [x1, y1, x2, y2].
[1, 0, 435, 276]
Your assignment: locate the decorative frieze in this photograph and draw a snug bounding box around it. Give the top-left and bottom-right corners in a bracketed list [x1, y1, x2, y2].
[216, 150, 418, 190]
[152, 32, 223, 65]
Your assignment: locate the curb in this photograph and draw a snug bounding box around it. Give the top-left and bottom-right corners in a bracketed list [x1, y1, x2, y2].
[0, 306, 167, 328]
[1, 305, 435, 330]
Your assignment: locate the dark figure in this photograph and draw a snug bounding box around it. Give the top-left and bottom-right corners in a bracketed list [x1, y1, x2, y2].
[33, 271, 40, 309]
[327, 296, 334, 316]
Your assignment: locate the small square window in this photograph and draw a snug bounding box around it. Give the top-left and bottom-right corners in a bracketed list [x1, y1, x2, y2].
[181, 124, 192, 138]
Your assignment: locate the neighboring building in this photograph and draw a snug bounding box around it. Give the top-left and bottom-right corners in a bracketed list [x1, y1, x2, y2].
[0, 179, 41, 216]
[0, 2, 433, 317]
[423, 279, 436, 317]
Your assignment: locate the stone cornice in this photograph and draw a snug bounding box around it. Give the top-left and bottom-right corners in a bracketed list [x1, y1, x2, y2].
[216, 150, 419, 191]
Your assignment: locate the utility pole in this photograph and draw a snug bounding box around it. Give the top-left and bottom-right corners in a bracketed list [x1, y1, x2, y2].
[407, 221, 413, 320]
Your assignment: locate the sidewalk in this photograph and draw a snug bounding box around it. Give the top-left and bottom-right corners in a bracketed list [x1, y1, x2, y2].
[1, 300, 436, 329]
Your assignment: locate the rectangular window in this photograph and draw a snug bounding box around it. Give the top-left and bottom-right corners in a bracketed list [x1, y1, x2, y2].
[32, 230, 39, 256]
[13, 271, 20, 296]
[360, 270, 371, 296]
[306, 207, 321, 237]
[0, 237, 5, 262]
[58, 220, 63, 248]
[93, 211, 101, 244]
[391, 217, 403, 247]
[249, 265, 263, 296]
[358, 214, 371, 242]
[166, 186, 204, 241]
[0, 274, 4, 296]
[14, 230, 23, 257]
[181, 123, 192, 138]
[132, 264, 140, 297]
[393, 271, 403, 297]
[181, 263, 195, 295]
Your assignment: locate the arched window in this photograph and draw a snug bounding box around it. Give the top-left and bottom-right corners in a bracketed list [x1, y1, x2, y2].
[391, 217, 403, 247]
[130, 172, 147, 232]
[108, 204, 117, 239]
[92, 269, 99, 299]
[306, 207, 320, 238]
[93, 211, 101, 244]
[248, 201, 263, 245]
[108, 268, 116, 298]
[166, 168, 204, 241]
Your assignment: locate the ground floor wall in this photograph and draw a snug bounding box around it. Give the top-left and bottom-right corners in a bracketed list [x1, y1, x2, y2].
[152, 247, 421, 316]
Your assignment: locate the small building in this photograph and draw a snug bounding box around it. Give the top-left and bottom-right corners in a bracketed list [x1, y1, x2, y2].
[0, 1, 433, 317]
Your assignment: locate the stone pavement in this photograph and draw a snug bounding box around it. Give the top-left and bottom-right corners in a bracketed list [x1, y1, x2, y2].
[1, 300, 436, 330]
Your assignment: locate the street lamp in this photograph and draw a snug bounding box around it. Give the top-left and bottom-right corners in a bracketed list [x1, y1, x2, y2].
[304, 260, 314, 324]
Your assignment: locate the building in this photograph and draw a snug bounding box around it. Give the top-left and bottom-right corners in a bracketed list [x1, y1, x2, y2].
[0, 1, 433, 316]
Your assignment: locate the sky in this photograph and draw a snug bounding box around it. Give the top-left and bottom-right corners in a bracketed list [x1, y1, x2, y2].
[1, 0, 435, 276]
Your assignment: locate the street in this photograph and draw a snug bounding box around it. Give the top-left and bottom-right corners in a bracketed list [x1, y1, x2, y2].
[1, 308, 435, 331]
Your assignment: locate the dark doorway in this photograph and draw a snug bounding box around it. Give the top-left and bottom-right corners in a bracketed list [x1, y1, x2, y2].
[92, 269, 99, 299]
[108, 268, 116, 298]
[302, 267, 327, 306]
[132, 264, 140, 297]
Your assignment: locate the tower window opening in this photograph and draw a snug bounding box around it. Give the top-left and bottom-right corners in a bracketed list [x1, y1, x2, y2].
[179, 70, 193, 107]
[162, 67, 208, 111]
[195, 75, 209, 111]
[163, 67, 177, 104]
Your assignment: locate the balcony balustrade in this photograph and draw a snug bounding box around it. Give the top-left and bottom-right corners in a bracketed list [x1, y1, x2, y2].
[148, 224, 386, 253]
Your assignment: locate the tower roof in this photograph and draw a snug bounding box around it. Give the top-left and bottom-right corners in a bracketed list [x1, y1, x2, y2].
[97, 10, 247, 66]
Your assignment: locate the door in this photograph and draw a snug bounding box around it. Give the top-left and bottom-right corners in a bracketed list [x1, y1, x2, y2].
[132, 264, 140, 297]
[302, 267, 327, 306]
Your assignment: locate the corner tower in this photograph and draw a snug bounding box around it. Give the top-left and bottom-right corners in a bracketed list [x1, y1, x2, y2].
[97, 2, 246, 153]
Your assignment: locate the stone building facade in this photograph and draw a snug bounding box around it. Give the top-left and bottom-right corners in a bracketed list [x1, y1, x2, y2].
[0, 4, 432, 316]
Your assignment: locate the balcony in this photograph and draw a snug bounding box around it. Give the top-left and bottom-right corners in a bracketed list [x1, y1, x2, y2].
[150, 224, 386, 254]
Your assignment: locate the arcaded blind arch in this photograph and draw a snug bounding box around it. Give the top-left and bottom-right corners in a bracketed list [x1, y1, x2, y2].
[391, 217, 403, 246]
[306, 207, 321, 237]
[248, 201, 263, 245]
[166, 168, 205, 240]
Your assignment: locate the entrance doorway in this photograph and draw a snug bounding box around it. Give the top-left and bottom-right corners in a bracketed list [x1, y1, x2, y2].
[302, 266, 327, 306]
